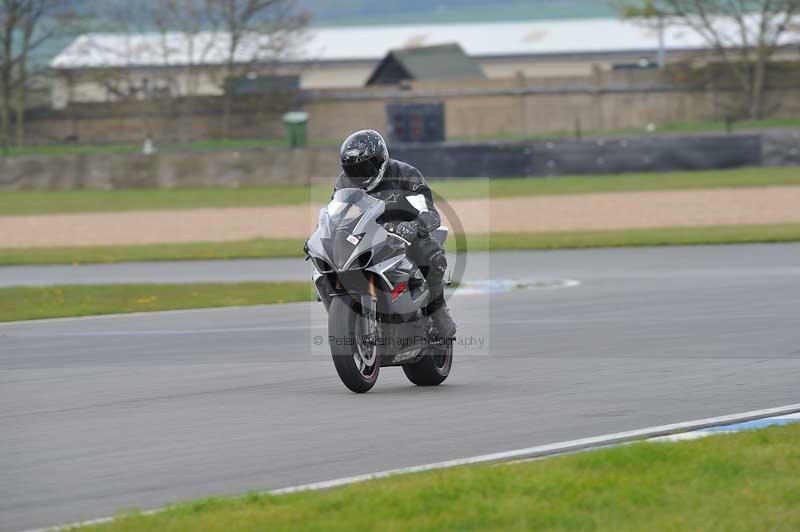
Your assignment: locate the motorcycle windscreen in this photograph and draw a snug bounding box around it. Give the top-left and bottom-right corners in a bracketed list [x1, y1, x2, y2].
[325, 188, 381, 227]
[321, 188, 382, 270]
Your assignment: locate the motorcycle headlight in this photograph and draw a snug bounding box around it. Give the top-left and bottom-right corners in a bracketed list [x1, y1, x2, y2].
[354, 251, 373, 269]
[313, 257, 333, 273]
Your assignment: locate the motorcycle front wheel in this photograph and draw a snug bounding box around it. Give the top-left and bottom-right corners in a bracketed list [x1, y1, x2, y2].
[329, 296, 380, 393]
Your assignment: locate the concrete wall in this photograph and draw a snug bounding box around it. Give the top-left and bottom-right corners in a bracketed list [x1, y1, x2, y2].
[1, 131, 797, 190]
[0, 147, 340, 190]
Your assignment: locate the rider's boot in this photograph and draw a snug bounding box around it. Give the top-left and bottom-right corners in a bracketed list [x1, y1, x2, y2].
[430, 297, 457, 338]
[424, 248, 456, 338]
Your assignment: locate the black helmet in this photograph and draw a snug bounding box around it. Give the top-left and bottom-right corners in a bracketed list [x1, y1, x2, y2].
[339, 129, 388, 190]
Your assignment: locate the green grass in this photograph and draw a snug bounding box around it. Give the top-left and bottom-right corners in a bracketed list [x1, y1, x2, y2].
[1, 138, 343, 158]
[0, 282, 315, 322]
[78, 423, 800, 531]
[465, 224, 800, 251]
[0, 187, 329, 215]
[1, 167, 799, 216]
[6, 143, 142, 157]
[2, 139, 264, 157]
[5, 116, 798, 158]
[649, 117, 800, 132]
[452, 117, 800, 141]
[2, 224, 799, 267]
[437, 167, 800, 201]
[0, 239, 304, 265]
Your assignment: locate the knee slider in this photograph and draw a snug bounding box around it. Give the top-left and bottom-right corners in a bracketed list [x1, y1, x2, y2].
[430, 251, 447, 274]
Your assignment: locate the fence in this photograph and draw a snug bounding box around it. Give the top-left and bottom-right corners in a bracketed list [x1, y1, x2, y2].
[394, 135, 764, 178]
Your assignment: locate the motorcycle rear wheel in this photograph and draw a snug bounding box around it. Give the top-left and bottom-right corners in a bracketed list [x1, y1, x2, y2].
[329, 297, 380, 393]
[402, 342, 453, 386]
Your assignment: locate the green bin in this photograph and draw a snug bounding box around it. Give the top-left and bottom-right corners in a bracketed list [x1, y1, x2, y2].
[283, 111, 309, 148]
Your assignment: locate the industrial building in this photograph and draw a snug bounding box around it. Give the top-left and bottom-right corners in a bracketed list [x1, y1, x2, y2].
[48, 17, 794, 108]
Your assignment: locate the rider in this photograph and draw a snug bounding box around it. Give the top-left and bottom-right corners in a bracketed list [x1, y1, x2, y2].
[333, 129, 456, 339]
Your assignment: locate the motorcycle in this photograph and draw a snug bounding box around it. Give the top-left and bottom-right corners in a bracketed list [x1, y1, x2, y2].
[306, 187, 453, 393]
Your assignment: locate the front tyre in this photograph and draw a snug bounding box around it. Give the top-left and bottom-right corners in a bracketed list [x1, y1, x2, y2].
[329, 297, 380, 393]
[402, 342, 452, 386]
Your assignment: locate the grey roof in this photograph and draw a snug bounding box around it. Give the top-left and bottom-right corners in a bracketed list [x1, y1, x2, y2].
[377, 43, 486, 82]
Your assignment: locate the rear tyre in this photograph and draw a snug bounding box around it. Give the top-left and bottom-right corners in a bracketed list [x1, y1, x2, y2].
[402, 342, 452, 386]
[329, 297, 379, 393]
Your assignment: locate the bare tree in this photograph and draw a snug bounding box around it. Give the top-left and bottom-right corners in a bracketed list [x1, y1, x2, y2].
[81, 1, 218, 143]
[86, 1, 164, 102]
[149, 0, 220, 98]
[148, 0, 222, 143]
[0, 0, 80, 153]
[85, 0, 308, 141]
[204, 0, 309, 138]
[613, 0, 800, 119]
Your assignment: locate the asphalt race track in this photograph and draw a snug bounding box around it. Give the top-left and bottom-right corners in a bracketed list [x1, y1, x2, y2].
[2, 244, 800, 531]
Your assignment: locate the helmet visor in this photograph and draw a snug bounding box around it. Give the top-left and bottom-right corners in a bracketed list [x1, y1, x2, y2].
[341, 157, 381, 181]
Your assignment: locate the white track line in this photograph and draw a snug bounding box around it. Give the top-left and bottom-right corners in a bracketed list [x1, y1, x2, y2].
[21, 402, 800, 532]
[268, 402, 800, 493]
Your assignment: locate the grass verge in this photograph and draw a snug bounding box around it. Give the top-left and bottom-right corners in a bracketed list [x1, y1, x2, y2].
[79, 423, 800, 531]
[1, 137, 342, 158]
[0, 282, 315, 322]
[467, 224, 800, 251]
[2, 224, 800, 266]
[443, 167, 800, 200]
[1, 167, 799, 215]
[0, 239, 304, 266]
[451, 117, 800, 141]
[7, 117, 798, 158]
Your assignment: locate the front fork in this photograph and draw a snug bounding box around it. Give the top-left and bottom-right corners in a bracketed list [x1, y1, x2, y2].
[355, 274, 379, 367]
[361, 273, 379, 341]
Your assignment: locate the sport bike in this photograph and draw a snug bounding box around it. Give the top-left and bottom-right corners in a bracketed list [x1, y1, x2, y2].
[306, 188, 453, 393]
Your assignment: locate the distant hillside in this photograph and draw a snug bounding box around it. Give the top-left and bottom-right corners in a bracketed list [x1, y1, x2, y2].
[57, 1, 614, 31]
[40, 0, 615, 67]
[302, 0, 614, 25]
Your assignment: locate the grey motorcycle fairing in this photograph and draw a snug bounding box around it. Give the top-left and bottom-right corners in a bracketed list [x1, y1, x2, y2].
[307, 188, 445, 365]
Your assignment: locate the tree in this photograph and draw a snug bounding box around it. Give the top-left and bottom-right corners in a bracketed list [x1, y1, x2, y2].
[86, 0, 308, 140]
[149, 0, 221, 143]
[0, 0, 80, 153]
[613, 0, 800, 119]
[149, 0, 219, 99]
[85, 0, 182, 102]
[204, 0, 309, 138]
[81, 0, 221, 143]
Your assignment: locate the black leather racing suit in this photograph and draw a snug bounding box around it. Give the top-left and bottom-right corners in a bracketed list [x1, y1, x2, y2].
[333, 159, 449, 319]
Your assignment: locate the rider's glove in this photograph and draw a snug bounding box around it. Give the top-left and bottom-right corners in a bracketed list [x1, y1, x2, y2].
[303, 239, 309, 255]
[395, 221, 420, 244]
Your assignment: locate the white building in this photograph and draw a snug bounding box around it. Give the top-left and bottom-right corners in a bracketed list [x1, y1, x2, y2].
[49, 17, 795, 108]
